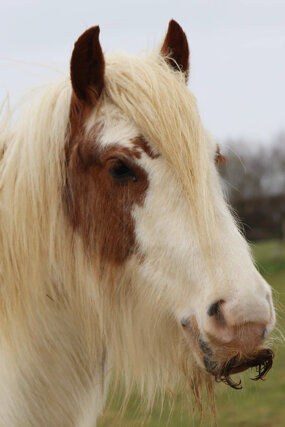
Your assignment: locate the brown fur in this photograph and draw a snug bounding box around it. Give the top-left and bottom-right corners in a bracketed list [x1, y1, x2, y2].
[64, 103, 151, 264]
[131, 137, 160, 160]
[70, 26, 105, 105]
[161, 19, 190, 79]
[67, 30, 159, 265]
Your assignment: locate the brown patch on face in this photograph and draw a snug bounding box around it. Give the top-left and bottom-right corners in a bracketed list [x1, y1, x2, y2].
[64, 99, 152, 265]
[131, 137, 160, 160]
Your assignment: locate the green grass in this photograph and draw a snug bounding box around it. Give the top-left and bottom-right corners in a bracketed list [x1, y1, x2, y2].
[98, 240, 285, 427]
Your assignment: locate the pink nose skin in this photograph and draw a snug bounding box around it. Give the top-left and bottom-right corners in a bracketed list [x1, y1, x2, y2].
[205, 299, 272, 348]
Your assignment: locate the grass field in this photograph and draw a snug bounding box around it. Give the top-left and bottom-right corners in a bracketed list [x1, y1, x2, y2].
[98, 240, 285, 427]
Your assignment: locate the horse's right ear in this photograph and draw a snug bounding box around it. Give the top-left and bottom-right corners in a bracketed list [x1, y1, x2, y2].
[70, 26, 105, 105]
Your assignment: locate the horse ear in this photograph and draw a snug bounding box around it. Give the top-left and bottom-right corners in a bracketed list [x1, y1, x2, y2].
[161, 20, 190, 80]
[70, 26, 105, 105]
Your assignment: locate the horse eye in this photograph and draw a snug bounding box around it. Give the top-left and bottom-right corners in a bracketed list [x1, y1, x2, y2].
[109, 161, 137, 182]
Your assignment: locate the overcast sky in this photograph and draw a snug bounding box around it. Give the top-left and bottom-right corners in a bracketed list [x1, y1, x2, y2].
[0, 0, 284, 144]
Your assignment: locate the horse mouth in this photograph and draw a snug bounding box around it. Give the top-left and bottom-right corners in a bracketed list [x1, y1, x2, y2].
[182, 317, 274, 389]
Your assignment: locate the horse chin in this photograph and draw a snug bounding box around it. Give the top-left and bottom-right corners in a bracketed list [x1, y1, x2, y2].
[205, 347, 274, 390]
[181, 318, 274, 390]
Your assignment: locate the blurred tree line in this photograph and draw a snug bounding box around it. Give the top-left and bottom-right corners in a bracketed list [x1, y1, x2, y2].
[221, 132, 285, 241]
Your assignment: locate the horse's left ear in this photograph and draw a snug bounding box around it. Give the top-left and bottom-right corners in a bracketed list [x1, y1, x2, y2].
[70, 26, 105, 105]
[161, 20, 190, 80]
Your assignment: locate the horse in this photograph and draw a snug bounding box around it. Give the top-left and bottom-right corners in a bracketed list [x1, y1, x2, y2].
[0, 20, 275, 426]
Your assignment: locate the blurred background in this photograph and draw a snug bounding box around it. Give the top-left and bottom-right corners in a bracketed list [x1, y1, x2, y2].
[1, 1, 284, 426]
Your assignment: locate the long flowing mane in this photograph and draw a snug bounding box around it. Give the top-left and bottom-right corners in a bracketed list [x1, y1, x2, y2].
[0, 53, 218, 418]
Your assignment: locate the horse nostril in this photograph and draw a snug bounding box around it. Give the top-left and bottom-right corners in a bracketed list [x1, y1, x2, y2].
[207, 300, 224, 317]
[205, 298, 271, 345]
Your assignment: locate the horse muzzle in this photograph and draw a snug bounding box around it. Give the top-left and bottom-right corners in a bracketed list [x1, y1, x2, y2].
[181, 315, 274, 389]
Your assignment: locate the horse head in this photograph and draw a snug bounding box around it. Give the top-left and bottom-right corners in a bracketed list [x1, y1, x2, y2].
[65, 21, 275, 392]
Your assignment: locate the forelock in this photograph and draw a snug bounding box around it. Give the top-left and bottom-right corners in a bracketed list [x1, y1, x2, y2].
[103, 52, 216, 247]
